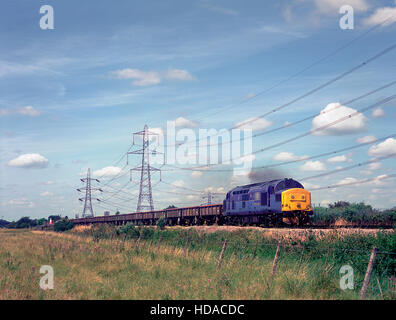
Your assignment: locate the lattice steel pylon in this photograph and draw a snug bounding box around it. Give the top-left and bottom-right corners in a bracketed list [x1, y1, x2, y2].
[77, 168, 101, 217]
[128, 125, 162, 212]
[202, 191, 213, 205]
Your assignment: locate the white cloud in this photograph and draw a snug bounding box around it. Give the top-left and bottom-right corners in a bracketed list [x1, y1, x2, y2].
[338, 177, 358, 185]
[357, 135, 376, 144]
[363, 5, 396, 26]
[191, 171, 203, 178]
[273, 152, 308, 162]
[0, 106, 41, 117]
[111, 68, 194, 86]
[93, 166, 123, 177]
[8, 153, 49, 168]
[8, 198, 35, 208]
[302, 181, 320, 189]
[172, 180, 185, 188]
[326, 154, 351, 163]
[235, 117, 272, 131]
[40, 191, 53, 197]
[320, 199, 331, 207]
[368, 162, 381, 170]
[18, 106, 41, 117]
[164, 69, 194, 81]
[314, 0, 369, 15]
[174, 116, 198, 128]
[371, 107, 385, 118]
[368, 138, 396, 157]
[300, 160, 326, 171]
[311, 103, 367, 135]
[370, 174, 392, 186]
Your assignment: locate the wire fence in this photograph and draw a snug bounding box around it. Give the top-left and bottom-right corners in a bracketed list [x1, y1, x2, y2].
[74, 225, 396, 300]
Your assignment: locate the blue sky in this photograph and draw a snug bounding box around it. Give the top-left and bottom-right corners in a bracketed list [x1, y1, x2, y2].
[1, 0, 396, 220]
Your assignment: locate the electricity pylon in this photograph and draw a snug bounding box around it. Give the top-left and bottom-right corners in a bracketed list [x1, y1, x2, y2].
[202, 191, 213, 205]
[127, 125, 162, 212]
[77, 168, 102, 217]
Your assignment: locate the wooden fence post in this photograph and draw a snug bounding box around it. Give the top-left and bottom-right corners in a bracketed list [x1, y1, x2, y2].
[184, 235, 189, 257]
[217, 240, 228, 271]
[360, 247, 378, 300]
[296, 246, 305, 273]
[156, 234, 162, 252]
[323, 247, 331, 273]
[268, 242, 281, 287]
[135, 233, 142, 250]
[376, 277, 384, 300]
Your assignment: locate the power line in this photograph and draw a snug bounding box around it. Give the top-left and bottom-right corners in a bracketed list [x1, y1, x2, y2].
[199, 79, 396, 148]
[300, 153, 396, 182]
[165, 94, 396, 171]
[233, 42, 396, 130]
[163, 133, 396, 172]
[310, 173, 396, 191]
[182, 13, 396, 125]
[166, 42, 396, 149]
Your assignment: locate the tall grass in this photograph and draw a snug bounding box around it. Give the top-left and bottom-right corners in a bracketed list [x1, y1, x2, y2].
[0, 227, 394, 300]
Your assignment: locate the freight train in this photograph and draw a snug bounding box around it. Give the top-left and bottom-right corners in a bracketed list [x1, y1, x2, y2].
[72, 178, 313, 226]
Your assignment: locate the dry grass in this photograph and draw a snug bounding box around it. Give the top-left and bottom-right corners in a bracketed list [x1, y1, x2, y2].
[0, 229, 393, 300]
[174, 225, 393, 243]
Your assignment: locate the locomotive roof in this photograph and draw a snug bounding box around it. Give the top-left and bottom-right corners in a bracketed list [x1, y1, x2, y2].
[230, 178, 300, 192]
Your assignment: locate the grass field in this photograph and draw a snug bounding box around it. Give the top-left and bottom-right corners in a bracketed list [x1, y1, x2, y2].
[0, 226, 395, 300]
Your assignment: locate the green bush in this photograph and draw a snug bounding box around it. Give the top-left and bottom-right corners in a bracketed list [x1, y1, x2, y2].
[156, 217, 166, 230]
[312, 202, 395, 226]
[54, 219, 74, 232]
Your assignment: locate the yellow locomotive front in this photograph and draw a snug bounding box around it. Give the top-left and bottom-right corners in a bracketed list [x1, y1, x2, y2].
[281, 188, 313, 225]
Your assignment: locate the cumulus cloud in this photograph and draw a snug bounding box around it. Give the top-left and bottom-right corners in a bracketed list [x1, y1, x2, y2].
[93, 166, 123, 177]
[174, 117, 198, 128]
[338, 177, 358, 185]
[8, 198, 35, 208]
[235, 117, 272, 131]
[326, 154, 351, 163]
[368, 138, 396, 157]
[363, 5, 396, 26]
[8, 153, 48, 168]
[368, 162, 381, 170]
[164, 69, 195, 81]
[370, 174, 392, 186]
[40, 191, 53, 197]
[311, 103, 367, 135]
[272, 152, 308, 162]
[18, 106, 41, 116]
[300, 160, 326, 171]
[357, 135, 376, 144]
[172, 180, 185, 188]
[314, 0, 369, 15]
[191, 171, 203, 178]
[0, 106, 41, 117]
[112, 68, 194, 86]
[371, 107, 385, 118]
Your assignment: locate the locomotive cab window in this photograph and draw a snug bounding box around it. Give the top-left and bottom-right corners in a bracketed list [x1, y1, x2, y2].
[261, 192, 267, 206]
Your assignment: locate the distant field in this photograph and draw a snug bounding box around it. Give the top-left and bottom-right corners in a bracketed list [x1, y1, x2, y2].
[0, 227, 395, 300]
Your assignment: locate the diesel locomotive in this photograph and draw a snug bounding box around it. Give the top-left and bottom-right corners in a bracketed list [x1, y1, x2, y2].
[72, 178, 313, 226]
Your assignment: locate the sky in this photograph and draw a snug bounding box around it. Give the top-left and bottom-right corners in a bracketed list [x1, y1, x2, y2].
[1, 0, 396, 220]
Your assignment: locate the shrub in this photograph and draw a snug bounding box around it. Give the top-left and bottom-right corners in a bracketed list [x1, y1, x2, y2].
[156, 217, 166, 230]
[54, 219, 74, 232]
